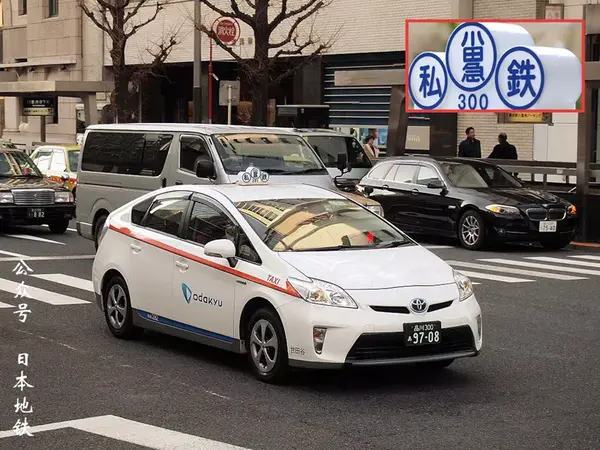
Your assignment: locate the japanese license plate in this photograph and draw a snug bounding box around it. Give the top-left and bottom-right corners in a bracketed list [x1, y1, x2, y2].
[404, 322, 441, 346]
[27, 208, 45, 219]
[539, 221, 557, 232]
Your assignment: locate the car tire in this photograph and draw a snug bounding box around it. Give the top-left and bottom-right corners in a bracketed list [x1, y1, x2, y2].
[417, 359, 454, 370]
[94, 214, 107, 250]
[103, 275, 142, 340]
[540, 237, 572, 250]
[458, 210, 486, 250]
[48, 218, 69, 234]
[246, 308, 289, 384]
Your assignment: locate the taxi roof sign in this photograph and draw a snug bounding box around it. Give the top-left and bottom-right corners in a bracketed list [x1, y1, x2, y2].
[237, 166, 270, 185]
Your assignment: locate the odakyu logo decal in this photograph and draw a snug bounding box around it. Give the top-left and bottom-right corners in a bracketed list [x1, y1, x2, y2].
[182, 283, 193, 304]
[181, 283, 223, 307]
[406, 19, 584, 112]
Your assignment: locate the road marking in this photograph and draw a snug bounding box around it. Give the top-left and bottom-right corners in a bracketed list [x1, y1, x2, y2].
[0, 250, 28, 258]
[424, 245, 453, 249]
[31, 273, 93, 292]
[456, 270, 534, 283]
[0, 414, 251, 449]
[525, 256, 600, 269]
[0, 255, 95, 262]
[480, 258, 600, 276]
[41, 224, 77, 232]
[568, 255, 600, 261]
[448, 260, 586, 281]
[4, 234, 65, 245]
[0, 301, 14, 308]
[0, 278, 90, 305]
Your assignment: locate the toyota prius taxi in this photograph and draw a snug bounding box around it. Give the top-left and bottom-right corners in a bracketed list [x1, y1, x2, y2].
[92, 167, 482, 383]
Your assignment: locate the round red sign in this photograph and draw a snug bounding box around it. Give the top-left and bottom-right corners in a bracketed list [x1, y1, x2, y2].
[214, 18, 240, 45]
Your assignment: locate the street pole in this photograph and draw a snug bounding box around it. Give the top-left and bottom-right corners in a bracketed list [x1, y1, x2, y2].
[227, 85, 232, 125]
[193, 0, 202, 123]
[208, 39, 213, 124]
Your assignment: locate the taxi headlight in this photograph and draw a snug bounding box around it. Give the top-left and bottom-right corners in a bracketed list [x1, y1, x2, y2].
[453, 270, 473, 302]
[288, 278, 358, 309]
[567, 204, 577, 216]
[55, 191, 74, 203]
[0, 192, 14, 203]
[366, 204, 384, 217]
[485, 204, 520, 216]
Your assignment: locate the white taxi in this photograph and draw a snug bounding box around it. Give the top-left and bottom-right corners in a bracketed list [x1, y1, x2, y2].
[92, 167, 482, 383]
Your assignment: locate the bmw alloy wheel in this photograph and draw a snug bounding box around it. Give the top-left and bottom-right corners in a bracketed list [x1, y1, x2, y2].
[461, 215, 480, 247]
[250, 319, 279, 374]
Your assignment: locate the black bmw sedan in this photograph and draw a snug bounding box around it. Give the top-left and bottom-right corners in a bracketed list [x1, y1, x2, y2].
[357, 156, 577, 250]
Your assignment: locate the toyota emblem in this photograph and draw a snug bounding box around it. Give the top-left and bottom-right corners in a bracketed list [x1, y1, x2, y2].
[409, 298, 428, 314]
[33, 194, 37, 199]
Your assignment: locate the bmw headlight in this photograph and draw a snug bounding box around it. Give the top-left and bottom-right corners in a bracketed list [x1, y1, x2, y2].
[567, 203, 577, 216]
[485, 204, 520, 216]
[288, 278, 358, 309]
[55, 191, 74, 203]
[367, 204, 384, 217]
[453, 270, 474, 302]
[0, 192, 14, 203]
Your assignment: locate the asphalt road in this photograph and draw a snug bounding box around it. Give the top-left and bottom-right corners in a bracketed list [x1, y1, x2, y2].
[0, 222, 599, 449]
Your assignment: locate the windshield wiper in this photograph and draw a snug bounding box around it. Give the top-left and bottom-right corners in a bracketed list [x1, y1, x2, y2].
[292, 168, 326, 174]
[293, 244, 373, 252]
[375, 240, 411, 248]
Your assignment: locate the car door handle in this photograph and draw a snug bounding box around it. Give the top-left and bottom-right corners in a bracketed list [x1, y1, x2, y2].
[411, 189, 419, 195]
[382, 184, 389, 190]
[175, 180, 183, 185]
[130, 243, 141, 252]
[175, 260, 189, 270]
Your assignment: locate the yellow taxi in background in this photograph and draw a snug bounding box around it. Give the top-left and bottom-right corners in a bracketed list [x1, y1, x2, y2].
[30, 145, 80, 197]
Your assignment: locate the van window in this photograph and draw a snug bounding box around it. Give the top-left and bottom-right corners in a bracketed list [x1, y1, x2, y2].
[212, 133, 327, 176]
[306, 136, 372, 169]
[81, 132, 172, 176]
[179, 136, 212, 173]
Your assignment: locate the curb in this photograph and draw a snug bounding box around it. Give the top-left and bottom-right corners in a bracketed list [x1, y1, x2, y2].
[568, 242, 600, 253]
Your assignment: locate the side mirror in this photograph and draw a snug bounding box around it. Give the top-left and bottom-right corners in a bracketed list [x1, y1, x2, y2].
[61, 174, 69, 181]
[195, 160, 215, 179]
[204, 239, 237, 267]
[337, 153, 350, 174]
[362, 185, 374, 195]
[427, 179, 445, 190]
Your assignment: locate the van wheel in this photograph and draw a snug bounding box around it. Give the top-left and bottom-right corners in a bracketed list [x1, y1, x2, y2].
[94, 214, 107, 250]
[246, 308, 289, 383]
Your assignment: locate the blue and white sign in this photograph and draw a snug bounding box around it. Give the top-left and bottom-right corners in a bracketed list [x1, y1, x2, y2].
[408, 21, 582, 112]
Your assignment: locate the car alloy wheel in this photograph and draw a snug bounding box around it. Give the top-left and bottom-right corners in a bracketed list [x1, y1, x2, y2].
[107, 284, 127, 330]
[250, 319, 279, 374]
[459, 210, 486, 250]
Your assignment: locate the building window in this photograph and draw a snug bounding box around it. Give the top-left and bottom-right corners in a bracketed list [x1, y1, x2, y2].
[19, 0, 27, 15]
[48, 0, 59, 17]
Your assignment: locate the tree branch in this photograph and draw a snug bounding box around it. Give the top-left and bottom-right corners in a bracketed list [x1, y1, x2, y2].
[197, 0, 253, 27]
[269, 0, 326, 33]
[270, 43, 329, 86]
[269, 0, 331, 49]
[125, 1, 165, 38]
[229, 0, 254, 26]
[77, 1, 113, 36]
[124, 0, 163, 25]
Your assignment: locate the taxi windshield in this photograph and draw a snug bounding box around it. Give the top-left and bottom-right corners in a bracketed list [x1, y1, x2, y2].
[68, 150, 80, 172]
[235, 198, 410, 252]
[212, 133, 328, 176]
[0, 151, 43, 178]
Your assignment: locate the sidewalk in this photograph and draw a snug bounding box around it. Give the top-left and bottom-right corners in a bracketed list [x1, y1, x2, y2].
[569, 241, 600, 253]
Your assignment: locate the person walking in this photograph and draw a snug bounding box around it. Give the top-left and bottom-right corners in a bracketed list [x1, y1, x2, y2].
[363, 134, 378, 158]
[488, 132, 518, 159]
[458, 127, 481, 158]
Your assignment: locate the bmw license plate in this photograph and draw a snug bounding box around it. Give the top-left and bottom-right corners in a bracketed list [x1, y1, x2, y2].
[27, 208, 45, 219]
[539, 221, 557, 232]
[404, 322, 441, 346]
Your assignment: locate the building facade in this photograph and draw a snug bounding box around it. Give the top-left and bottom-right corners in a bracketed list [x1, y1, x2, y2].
[0, 0, 594, 168]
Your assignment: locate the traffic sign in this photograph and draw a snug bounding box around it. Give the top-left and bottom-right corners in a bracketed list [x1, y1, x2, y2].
[219, 80, 240, 106]
[213, 17, 240, 45]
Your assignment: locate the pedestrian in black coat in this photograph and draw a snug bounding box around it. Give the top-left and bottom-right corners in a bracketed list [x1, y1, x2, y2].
[488, 132, 518, 159]
[458, 127, 481, 158]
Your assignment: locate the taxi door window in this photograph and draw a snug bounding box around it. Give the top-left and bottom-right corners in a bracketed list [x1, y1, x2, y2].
[186, 200, 261, 264]
[34, 150, 53, 170]
[50, 150, 67, 172]
[143, 197, 189, 237]
[180, 136, 212, 173]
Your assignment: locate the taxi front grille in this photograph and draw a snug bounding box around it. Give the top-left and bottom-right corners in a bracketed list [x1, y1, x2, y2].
[346, 325, 474, 361]
[369, 300, 453, 314]
[12, 189, 55, 206]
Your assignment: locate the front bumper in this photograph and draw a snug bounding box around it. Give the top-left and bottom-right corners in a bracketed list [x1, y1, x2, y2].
[0, 204, 75, 225]
[485, 212, 577, 242]
[277, 292, 482, 368]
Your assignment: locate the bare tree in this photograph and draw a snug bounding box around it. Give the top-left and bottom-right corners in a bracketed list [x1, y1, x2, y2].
[77, 0, 179, 123]
[196, 0, 337, 126]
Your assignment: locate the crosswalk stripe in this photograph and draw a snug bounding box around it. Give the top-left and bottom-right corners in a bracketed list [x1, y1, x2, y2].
[0, 250, 28, 258]
[424, 245, 453, 249]
[525, 256, 600, 269]
[4, 234, 65, 245]
[447, 260, 586, 280]
[455, 270, 534, 283]
[0, 301, 14, 308]
[568, 255, 600, 261]
[0, 278, 90, 305]
[479, 258, 600, 276]
[31, 273, 93, 292]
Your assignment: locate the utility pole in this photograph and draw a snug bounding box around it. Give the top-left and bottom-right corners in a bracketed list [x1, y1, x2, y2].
[193, 0, 203, 123]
